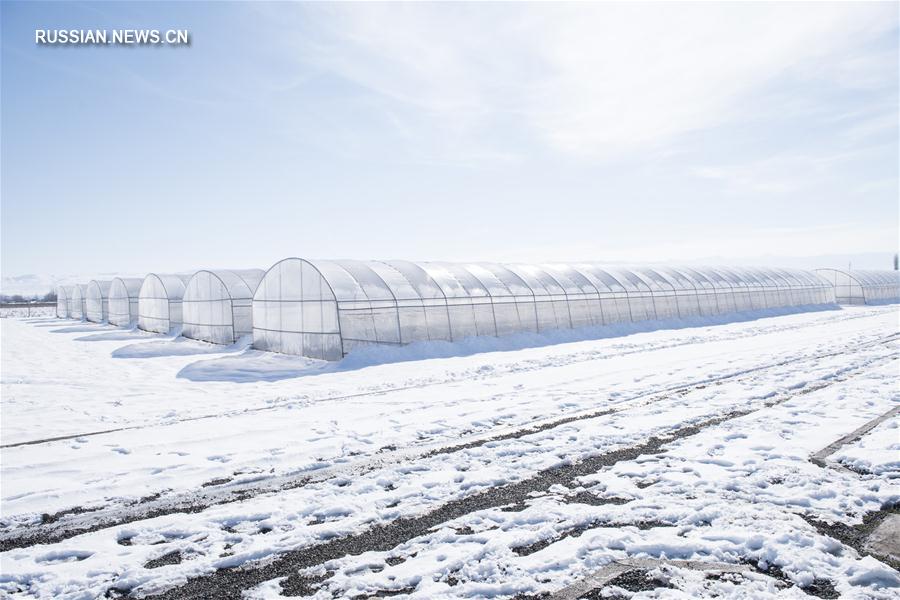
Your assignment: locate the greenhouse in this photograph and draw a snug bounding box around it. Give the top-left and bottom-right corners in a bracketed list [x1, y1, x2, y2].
[814, 269, 900, 305]
[252, 259, 836, 360]
[138, 274, 191, 334]
[56, 286, 73, 318]
[84, 280, 112, 323]
[182, 269, 265, 345]
[70, 284, 87, 320]
[108, 277, 145, 327]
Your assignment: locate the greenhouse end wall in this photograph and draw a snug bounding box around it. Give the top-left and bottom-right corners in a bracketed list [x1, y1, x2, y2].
[85, 280, 112, 323]
[182, 269, 265, 345]
[56, 286, 71, 318]
[70, 284, 87, 320]
[252, 259, 342, 360]
[108, 277, 144, 327]
[138, 274, 191, 334]
[252, 258, 836, 361]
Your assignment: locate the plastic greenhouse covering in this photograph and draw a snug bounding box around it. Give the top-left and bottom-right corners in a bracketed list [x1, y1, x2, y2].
[108, 277, 144, 327]
[814, 269, 900, 305]
[70, 284, 87, 320]
[138, 274, 191, 334]
[252, 259, 837, 360]
[182, 269, 265, 345]
[56, 286, 73, 318]
[84, 280, 112, 323]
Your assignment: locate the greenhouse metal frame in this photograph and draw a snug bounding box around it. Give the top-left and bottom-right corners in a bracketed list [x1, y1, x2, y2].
[182, 269, 265, 345]
[252, 258, 836, 360]
[138, 274, 191, 334]
[56, 286, 74, 318]
[814, 269, 900, 305]
[84, 280, 112, 323]
[70, 284, 87, 320]
[108, 277, 144, 327]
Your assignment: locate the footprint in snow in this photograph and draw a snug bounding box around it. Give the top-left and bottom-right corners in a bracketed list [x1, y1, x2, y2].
[37, 549, 93, 564]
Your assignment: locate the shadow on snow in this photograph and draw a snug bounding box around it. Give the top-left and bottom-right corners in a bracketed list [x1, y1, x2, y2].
[48, 324, 115, 334]
[177, 304, 842, 384]
[112, 336, 248, 359]
[75, 329, 164, 342]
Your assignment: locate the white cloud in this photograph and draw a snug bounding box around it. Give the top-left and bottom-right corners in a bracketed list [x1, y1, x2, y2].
[689, 145, 886, 195]
[286, 3, 896, 159]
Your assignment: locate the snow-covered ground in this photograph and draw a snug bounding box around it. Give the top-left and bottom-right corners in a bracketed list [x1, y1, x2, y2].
[0, 306, 898, 599]
[833, 417, 900, 477]
[0, 306, 55, 319]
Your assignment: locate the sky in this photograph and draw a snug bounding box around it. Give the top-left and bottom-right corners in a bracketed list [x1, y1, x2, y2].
[2, 2, 898, 289]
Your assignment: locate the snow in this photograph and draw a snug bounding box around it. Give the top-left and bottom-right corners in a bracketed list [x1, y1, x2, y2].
[303, 360, 900, 598]
[0, 305, 898, 599]
[833, 417, 900, 477]
[0, 307, 55, 319]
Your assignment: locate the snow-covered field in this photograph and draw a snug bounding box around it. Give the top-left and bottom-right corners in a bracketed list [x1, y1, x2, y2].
[0, 306, 55, 319]
[1, 306, 898, 599]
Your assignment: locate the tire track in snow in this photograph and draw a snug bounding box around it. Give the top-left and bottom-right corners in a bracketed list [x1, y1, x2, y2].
[2, 332, 896, 553]
[810, 404, 900, 473]
[135, 351, 899, 600]
[2, 308, 884, 450]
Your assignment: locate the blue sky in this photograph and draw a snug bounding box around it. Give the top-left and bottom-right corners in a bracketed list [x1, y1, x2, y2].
[2, 2, 898, 282]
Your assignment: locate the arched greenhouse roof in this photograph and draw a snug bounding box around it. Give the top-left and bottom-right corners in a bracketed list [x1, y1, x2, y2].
[253, 258, 836, 360]
[814, 268, 900, 305]
[110, 277, 144, 298]
[182, 269, 265, 344]
[185, 269, 264, 300]
[140, 273, 191, 299]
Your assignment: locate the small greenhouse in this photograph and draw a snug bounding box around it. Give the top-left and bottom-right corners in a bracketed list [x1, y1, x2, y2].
[56, 286, 73, 318]
[70, 284, 87, 320]
[138, 274, 191, 334]
[814, 269, 900, 305]
[84, 280, 112, 323]
[182, 269, 265, 345]
[108, 277, 144, 327]
[252, 259, 836, 360]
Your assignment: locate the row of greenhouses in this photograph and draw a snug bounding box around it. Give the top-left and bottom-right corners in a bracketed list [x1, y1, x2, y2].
[57, 270, 264, 346]
[56, 262, 900, 360]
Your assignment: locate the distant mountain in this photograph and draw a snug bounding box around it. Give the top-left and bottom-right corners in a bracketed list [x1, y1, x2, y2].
[1, 272, 143, 297]
[3, 251, 896, 297]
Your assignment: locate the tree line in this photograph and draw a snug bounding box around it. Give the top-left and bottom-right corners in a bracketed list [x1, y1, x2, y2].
[0, 291, 57, 303]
